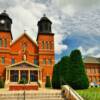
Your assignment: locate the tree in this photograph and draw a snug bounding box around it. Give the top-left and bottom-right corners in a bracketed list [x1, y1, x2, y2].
[52, 63, 61, 89]
[52, 49, 89, 90]
[59, 56, 71, 85]
[69, 49, 89, 89]
[45, 76, 51, 88]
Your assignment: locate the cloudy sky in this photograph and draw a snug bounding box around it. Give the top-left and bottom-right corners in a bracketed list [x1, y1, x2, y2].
[0, 0, 100, 62]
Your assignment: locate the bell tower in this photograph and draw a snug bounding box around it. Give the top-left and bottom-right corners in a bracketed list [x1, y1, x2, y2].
[0, 10, 12, 49]
[37, 14, 55, 82]
[0, 10, 13, 78]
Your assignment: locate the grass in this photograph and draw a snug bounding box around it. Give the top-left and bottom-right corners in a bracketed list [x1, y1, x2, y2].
[77, 87, 100, 100]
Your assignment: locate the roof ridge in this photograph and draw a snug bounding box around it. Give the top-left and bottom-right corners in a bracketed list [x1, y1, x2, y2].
[11, 33, 37, 46]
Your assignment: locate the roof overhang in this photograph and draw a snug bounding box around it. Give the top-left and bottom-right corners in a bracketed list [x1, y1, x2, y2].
[6, 61, 39, 70]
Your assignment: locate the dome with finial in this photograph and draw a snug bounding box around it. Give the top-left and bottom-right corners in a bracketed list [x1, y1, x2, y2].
[0, 10, 12, 32]
[0, 10, 12, 23]
[37, 14, 52, 33]
[38, 14, 52, 24]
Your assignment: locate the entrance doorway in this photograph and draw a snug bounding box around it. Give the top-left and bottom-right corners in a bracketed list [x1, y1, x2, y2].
[21, 71, 28, 81]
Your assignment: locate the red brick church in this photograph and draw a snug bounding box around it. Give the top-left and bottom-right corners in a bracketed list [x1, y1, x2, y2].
[0, 11, 55, 88]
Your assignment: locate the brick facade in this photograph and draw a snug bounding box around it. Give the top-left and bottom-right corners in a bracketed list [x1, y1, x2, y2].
[0, 11, 55, 84]
[84, 57, 100, 84]
[85, 63, 100, 84]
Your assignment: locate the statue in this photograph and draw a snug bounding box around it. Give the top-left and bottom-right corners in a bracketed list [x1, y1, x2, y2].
[23, 54, 26, 61]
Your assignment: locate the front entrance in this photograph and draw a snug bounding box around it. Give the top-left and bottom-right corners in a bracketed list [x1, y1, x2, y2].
[10, 70, 18, 82]
[5, 61, 42, 90]
[21, 71, 28, 81]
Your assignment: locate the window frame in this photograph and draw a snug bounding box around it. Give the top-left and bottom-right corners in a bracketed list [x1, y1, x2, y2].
[0, 38, 2, 47]
[4, 39, 7, 47]
[11, 58, 15, 64]
[43, 59, 46, 64]
[1, 57, 5, 64]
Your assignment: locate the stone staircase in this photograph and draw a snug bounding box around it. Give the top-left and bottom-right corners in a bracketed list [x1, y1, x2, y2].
[0, 89, 64, 100]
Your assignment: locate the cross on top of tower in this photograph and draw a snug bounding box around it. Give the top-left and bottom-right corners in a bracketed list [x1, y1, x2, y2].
[43, 13, 46, 17]
[24, 30, 27, 33]
[3, 10, 6, 13]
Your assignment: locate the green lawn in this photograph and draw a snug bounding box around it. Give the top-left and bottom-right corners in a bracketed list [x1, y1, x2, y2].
[77, 87, 100, 100]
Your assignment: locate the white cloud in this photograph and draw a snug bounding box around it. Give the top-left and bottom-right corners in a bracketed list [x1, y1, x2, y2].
[54, 34, 68, 54]
[0, 0, 100, 58]
[52, 0, 100, 9]
[78, 46, 99, 57]
[7, 0, 46, 41]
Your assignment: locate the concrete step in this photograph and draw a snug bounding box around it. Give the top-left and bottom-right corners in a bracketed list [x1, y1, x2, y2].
[0, 90, 64, 100]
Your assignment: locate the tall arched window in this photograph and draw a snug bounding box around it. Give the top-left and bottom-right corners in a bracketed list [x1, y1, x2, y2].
[50, 41, 52, 49]
[42, 41, 44, 49]
[4, 39, 7, 47]
[46, 41, 49, 49]
[11, 58, 15, 64]
[34, 59, 38, 65]
[1, 57, 5, 64]
[43, 59, 46, 64]
[0, 38, 2, 47]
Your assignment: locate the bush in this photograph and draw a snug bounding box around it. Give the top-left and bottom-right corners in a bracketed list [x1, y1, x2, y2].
[18, 79, 28, 84]
[45, 76, 51, 88]
[0, 79, 4, 88]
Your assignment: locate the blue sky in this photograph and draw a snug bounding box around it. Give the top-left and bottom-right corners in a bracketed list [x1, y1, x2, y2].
[0, 0, 100, 62]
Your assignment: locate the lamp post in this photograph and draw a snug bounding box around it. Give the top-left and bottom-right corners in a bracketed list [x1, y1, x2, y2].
[23, 79, 26, 100]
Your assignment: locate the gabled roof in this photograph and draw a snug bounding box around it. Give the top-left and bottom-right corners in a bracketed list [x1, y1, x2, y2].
[6, 60, 39, 68]
[11, 33, 37, 47]
[83, 56, 100, 64]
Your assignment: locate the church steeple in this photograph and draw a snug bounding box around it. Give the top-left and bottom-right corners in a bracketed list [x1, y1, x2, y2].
[37, 14, 52, 33]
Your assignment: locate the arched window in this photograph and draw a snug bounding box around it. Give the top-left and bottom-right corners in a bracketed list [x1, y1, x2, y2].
[30, 72, 35, 82]
[43, 59, 46, 64]
[46, 41, 49, 49]
[1, 57, 5, 64]
[0, 38, 2, 47]
[34, 59, 38, 65]
[48, 59, 52, 65]
[50, 41, 52, 49]
[42, 41, 44, 49]
[4, 39, 7, 47]
[11, 58, 15, 64]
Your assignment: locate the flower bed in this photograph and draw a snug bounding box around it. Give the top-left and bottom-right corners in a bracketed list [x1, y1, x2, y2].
[9, 84, 38, 91]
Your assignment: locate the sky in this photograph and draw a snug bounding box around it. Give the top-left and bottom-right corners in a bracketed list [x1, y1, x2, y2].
[0, 0, 100, 62]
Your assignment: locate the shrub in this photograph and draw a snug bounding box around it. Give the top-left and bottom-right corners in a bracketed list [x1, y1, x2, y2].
[45, 76, 51, 88]
[18, 79, 28, 84]
[0, 79, 4, 88]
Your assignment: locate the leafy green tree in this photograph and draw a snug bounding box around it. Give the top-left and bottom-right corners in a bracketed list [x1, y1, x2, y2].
[45, 76, 51, 88]
[59, 56, 71, 85]
[69, 49, 89, 89]
[52, 63, 61, 89]
[52, 49, 89, 89]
